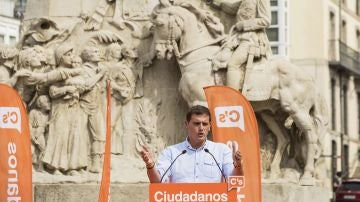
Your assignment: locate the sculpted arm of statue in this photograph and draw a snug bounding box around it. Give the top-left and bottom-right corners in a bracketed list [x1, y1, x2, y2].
[49, 85, 76, 99]
[45, 68, 82, 83]
[211, 0, 241, 15]
[24, 69, 82, 85]
[140, 146, 161, 183]
[6, 69, 32, 87]
[237, 0, 271, 31]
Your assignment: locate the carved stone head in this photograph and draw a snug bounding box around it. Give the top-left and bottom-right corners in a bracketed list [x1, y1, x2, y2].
[105, 43, 122, 62]
[81, 45, 101, 63]
[36, 95, 51, 111]
[18, 45, 46, 69]
[55, 44, 74, 67]
[0, 44, 18, 69]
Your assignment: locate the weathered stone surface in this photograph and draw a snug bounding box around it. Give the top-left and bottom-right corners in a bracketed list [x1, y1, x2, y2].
[262, 184, 330, 202]
[34, 183, 148, 202]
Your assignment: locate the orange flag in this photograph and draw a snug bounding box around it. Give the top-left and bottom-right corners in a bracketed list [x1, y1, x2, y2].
[98, 80, 112, 202]
[0, 84, 32, 202]
[204, 86, 261, 202]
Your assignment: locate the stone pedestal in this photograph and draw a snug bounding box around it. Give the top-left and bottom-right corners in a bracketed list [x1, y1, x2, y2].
[33, 183, 330, 202]
[262, 184, 330, 202]
[34, 184, 148, 202]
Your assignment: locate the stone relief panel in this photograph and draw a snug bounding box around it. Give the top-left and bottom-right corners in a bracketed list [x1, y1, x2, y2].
[0, 0, 329, 186]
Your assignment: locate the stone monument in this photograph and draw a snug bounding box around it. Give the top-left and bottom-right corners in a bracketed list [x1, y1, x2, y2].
[0, 0, 330, 201]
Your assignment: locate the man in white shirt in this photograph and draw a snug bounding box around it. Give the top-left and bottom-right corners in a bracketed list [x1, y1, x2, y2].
[140, 105, 243, 183]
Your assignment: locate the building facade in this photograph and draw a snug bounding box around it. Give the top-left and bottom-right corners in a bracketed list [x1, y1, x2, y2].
[0, 0, 23, 45]
[269, 0, 360, 188]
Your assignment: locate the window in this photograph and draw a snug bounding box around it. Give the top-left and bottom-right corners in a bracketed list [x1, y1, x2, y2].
[329, 12, 335, 40]
[271, 11, 278, 25]
[270, 0, 278, 6]
[267, 0, 288, 57]
[331, 78, 336, 130]
[341, 20, 347, 43]
[358, 92, 360, 135]
[357, 0, 360, 15]
[0, 34, 4, 44]
[331, 140, 337, 183]
[343, 145, 349, 178]
[267, 27, 279, 41]
[341, 85, 348, 135]
[9, 36, 16, 45]
[357, 30, 360, 50]
[271, 47, 279, 55]
[329, 11, 336, 60]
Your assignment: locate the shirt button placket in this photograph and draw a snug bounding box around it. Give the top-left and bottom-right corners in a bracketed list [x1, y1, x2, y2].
[195, 150, 198, 182]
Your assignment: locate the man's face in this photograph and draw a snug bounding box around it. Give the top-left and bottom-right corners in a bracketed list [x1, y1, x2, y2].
[62, 50, 74, 67]
[87, 47, 101, 62]
[185, 114, 211, 147]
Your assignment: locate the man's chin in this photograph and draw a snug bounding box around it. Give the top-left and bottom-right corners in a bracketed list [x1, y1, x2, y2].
[197, 135, 206, 141]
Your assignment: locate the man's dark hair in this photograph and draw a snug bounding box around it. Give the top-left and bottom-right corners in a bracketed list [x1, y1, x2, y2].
[186, 105, 211, 122]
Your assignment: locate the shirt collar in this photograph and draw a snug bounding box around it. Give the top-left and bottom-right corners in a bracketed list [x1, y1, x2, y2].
[184, 137, 208, 151]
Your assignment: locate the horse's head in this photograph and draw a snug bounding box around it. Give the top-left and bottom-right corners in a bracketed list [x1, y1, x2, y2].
[150, 4, 225, 61]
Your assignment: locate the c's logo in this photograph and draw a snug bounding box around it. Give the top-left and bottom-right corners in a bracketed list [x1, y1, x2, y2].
[228, 176, 245, 191]
[215, 106, 245, 131]
[0, 107, 21, 133]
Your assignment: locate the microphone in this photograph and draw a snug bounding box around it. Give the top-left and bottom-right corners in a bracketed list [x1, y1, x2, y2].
[204, 148, 227, 182]
[160, 150, 187, 183]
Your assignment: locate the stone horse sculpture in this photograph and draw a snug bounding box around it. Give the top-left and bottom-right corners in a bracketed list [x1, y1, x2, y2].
[148, 3, 328, 185]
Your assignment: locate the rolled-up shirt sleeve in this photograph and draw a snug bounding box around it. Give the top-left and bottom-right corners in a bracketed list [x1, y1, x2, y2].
[221, 144, 234, 177]
[156, 147, 172, 182]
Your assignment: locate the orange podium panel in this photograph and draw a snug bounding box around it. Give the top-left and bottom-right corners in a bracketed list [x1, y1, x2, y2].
[149, 183, 238, 202]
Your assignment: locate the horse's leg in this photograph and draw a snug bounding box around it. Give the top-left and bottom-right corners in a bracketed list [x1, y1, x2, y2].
[260, 112, 289, 180]
[288, 110, 317, 185]
[179, 62, 215, 107]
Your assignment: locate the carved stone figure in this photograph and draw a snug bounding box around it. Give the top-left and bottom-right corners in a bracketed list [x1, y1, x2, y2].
[148, 1, 225, 106]
[29, 95, 50, 172]
[149, 2, 328, 185]
[15, 46, 83, 107]
[42, 44, 89, 175]
[16, 46, 48, 105]
[0, 45, 27, 86]
[79, 45, 106, 173]
[211, 0, 272, 91]
[85, 0, 158, 33]
[103, 43, 138, 155]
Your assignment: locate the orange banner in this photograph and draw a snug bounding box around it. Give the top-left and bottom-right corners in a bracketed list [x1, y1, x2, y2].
[0, 84, 32, 202]
[204, 86, 261, 202]
[149, 183, 237, 202]
[98, 80, 112, 202]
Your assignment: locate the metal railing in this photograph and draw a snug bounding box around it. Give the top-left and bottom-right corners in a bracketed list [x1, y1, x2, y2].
[329, 39, 360, 76]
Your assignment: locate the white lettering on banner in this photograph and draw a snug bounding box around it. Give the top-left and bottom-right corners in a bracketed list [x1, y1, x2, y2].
[215, 106, 245, 131]
[0, 107, 21, 133]
[7, 142, 21, 202]
[153, 191, 228, 201]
